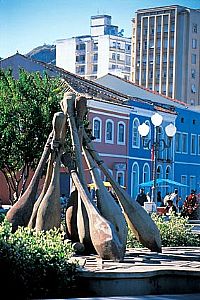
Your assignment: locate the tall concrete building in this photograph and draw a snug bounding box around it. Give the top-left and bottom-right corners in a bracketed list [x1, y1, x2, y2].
[131, 5, 200, 105]
[56, 15, 131, 80]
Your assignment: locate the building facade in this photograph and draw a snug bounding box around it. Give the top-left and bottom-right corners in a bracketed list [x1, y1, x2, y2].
[1, 53, 200, 205]
[56, 15, 131, 81]
[131, 5, 200, 105]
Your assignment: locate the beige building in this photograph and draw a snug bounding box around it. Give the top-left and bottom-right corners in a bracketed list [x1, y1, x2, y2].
[56, 15, 131, 81]
[131, 5, 200, 105]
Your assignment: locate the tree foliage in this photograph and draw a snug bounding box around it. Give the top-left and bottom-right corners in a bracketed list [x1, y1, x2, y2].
[0, 69, 63, 202]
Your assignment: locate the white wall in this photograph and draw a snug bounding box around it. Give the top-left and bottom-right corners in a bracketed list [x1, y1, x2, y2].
[56, 38, 76, 73]
[97, 36, 110, 78]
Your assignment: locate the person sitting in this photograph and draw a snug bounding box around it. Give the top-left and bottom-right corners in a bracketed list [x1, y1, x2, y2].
[136, 188, 147, 206]
[181, 190, 198, 220]
[165, 199, 177, 215]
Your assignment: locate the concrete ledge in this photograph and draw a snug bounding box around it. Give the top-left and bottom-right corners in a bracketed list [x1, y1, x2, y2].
[75, 247, 200, 297]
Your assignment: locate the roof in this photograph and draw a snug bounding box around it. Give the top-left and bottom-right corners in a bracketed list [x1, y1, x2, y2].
[95, 73, 188, 110]
[0, 53, 175, 115]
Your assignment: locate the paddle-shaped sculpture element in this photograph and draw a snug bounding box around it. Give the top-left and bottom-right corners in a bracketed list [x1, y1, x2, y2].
[83, 130, 162, 253]
[61, 152, 124, 261]
[35, 112, 65, 232]
[28, 151, 54, 229]
[6, 133, 52, 232]
[83, 147, 128, 257]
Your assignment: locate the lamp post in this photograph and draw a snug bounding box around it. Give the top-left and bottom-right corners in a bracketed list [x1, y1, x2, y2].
[138, 112, 177, 205]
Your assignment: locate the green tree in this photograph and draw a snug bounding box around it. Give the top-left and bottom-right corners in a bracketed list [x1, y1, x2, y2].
[0, 69, 63, 203]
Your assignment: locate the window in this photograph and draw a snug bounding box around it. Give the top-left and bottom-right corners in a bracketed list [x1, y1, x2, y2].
[105, 120, 114, 143]
[143, 164, 150, 184]
[117, 54, 120, 60]
[182, 133, 188, 154]
[116, 171, 125, 187]
[190, 176, 196, 193]
[93, 64, 98, 73]
[191, 84, 196, 93]
[131, 162, 139, 200]
[112, 53, 116, 60]
[117, 122, 125, 144]
[192, 24, 197, 33]
[144, 120, 151, 149]
[198, 135, 200, 155]
[191, 134, 197, 155]
[93, 43, 98, 51]
[132, 118, 140, 148]
[191, 69, 196, 79]
[125, 44, 131, 51]
[79, 43, 85, 51]
[79, 55, 85, 63]
[192, 39, 197, 49]
[192, 54, 196, 64]
[93, 118, 102, 142]
[175, 132, 181, 153]
[93, 53, 98, 61]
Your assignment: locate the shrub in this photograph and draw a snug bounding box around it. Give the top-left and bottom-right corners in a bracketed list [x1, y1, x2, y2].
[0, 219, 79, 299]
[127, 213, 200, 248]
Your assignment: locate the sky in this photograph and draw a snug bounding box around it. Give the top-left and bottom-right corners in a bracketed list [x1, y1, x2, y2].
[0, 0, 199, 59]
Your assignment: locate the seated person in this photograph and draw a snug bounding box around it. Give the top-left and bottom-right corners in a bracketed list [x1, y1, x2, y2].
[165, 199, 177, 215]
[181, 190, 198, 220]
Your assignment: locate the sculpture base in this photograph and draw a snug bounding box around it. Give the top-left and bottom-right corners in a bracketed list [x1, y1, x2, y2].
[71, 247, 200, 297]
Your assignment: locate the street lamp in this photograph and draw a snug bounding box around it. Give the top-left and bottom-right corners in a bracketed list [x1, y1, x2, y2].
[138, 112, 177, 205]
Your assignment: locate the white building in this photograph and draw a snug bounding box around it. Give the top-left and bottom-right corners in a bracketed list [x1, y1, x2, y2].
[56, 15, 131, 80]
[131, 5, 200, 105]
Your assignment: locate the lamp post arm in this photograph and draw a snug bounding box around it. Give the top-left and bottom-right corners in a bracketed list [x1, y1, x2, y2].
[159, 137, 172, 151]
[141, 137, 152, 149]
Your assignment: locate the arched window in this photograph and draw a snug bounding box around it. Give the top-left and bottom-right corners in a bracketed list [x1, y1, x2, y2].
[143, 163, 150, 185]
[117, 121, 126, 145]
[165, 165, 172, 194]
[157, 165, 163, 179]
[132, 118, 140, 148]
[93, 117, 102, 142]
[144, 120, 151, 149]
[131, 162, 139, 200]
[105, 119, 114, 143]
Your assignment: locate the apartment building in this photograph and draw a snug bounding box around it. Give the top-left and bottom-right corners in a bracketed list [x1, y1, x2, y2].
[131, 5, 200, 105]
[56, 15, 131, 80]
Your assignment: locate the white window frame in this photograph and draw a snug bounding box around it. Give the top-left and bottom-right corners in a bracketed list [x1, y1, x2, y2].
[191, 134, 197, 155]
[131, 162, 139, 200]
[143, 163, 150, 184]
[132, 118, 140, 148]
[182, 132, 188, 154]
[117, 121, 126, 145]
[105, 119, 114, 144]
[143, 120, 151, 150]
[93, 117, 102, 142]
[198, 135, 200, 155]
[116, 171, 125, 187]
[175, 132, 181, 153]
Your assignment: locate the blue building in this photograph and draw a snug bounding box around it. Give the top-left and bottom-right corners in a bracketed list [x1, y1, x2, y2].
[96, 74, 200, 201]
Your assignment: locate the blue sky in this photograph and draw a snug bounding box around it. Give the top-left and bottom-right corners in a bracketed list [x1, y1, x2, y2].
[0, 0, 199, 58]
